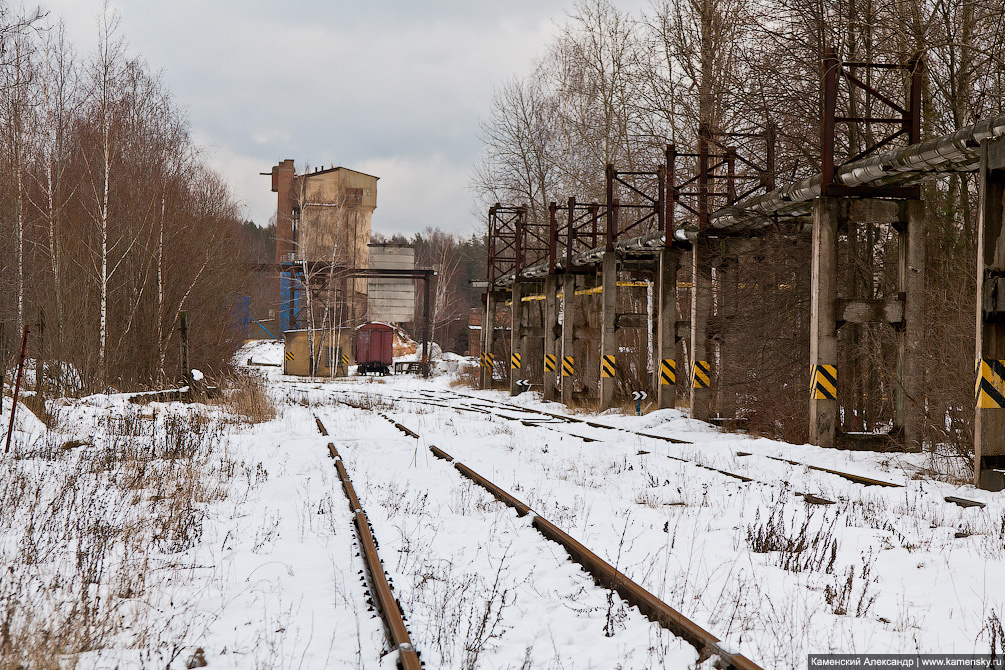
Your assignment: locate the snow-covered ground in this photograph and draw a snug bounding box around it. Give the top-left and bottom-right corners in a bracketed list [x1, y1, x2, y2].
[1, 339, 1003, 669]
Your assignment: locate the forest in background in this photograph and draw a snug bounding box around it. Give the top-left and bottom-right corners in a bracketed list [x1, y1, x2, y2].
[0, 4, 259, 393]
[474, 0, 1005, 460]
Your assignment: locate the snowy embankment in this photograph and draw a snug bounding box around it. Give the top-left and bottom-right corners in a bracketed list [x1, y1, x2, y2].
[0, 338, 1002, 669]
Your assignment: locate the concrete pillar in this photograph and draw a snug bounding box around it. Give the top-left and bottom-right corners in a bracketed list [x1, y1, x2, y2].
[544, 274, 560, 402]
[810, 198, 840, 447]
[480, 291, 497, 390]
[599, 253, 618, 410]
[975, 139, 1005, 490]
[895, 199, 925, 450]
[510, 283, 524, 396]
[715, 255, 739, 419]
[272, 160, 296, 330]
[561, 273, 576, 406]
[690, 240, 713, 420]
[656, 247, 679, 409]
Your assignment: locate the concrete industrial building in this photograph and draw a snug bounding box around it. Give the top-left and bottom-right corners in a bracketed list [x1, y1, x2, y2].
[270, 160, 379, 332]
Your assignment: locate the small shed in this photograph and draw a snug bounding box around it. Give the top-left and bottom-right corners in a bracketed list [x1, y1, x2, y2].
[283, 329, 354, 377]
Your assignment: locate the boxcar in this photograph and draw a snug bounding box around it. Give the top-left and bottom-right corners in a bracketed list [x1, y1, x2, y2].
[354, 323, 394, 375]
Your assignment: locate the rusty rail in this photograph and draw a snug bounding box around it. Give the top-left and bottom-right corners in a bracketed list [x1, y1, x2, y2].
[437, 391, 984, 504]
[377, 413, 764, 670]
[406, 391, 834, 503]
[315, 415, 421, 670]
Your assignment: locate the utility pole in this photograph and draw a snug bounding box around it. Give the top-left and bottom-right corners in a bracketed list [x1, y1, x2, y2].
[180, 311, 192, 390]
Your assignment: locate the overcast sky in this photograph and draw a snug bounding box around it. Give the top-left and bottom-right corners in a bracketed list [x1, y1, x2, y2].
[35, 0, 643, 239]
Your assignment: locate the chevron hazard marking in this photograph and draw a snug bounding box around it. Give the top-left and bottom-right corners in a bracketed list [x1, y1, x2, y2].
[544, 354, 556, 372]
[976, 358, 1005, 408]
[660, 359, 676, 385]
[601, 355, 616, 378]
[562, 356, 575, 377]
[692, 361, 710, 388]
[811, 364, 837, 400]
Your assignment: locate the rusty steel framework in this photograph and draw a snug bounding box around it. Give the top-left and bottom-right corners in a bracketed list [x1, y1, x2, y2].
[821, 47, 922, 198]
[670, 123, 776, 232]
[481, 47, 1005, 490]
[548, 199, 604, 273]
[486, 204, 525, 287]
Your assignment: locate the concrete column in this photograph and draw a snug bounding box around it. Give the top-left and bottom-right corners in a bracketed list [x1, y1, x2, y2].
[715, 255, 739, 419]
[561, 273, 576, 406]
[544, 274, 560, 402]
[510, 283, 524, 396]
[656, 247, 679, 409]
[975, 139, 1005, 490]
[810, 198, 840, 447]
[480, 291, 497, 389]
[690, 240, 713, 420]
[895, 199, 925, 450]
[599, 253, 618, 410]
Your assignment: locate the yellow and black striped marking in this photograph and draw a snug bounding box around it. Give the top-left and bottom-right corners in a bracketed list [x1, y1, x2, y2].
[341, 354, 349, 368]
[976, 358, 1005, 408]
[811, 364, 838, 400]
[692, 361, 710, 389]
[511, 352, 522, 369]
[481, 353, 495, 369]
[562, 356, 575, 377]
[285, 351, 295, 362]
[601, 355, 616, 378]
[544, 354, 556, 372]
[660, 359, 676, 385]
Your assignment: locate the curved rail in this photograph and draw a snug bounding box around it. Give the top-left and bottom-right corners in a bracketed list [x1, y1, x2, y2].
[395, 388, 991, 507]
[315, 416, 421, 670]
[393, 390, 836, 503]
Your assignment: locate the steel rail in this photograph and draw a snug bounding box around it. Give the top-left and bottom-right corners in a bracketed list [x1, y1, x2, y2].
[371, 413, 764, 670]
[314, 416, 422, 670]
[402, 390, 833, 502]
[349, 387, 985, 514]
[421, 390, 994, 503]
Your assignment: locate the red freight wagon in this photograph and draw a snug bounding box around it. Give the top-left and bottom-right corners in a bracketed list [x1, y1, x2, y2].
[354, 323, 394, 375]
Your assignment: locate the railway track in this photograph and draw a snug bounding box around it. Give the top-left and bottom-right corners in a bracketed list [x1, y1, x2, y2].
[314, 415, 422, 670]
[357, 385, 986, 509]
[326, 401, 764, 670]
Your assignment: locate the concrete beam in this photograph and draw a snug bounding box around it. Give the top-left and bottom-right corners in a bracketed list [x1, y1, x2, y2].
[657, 247, 679, 409]
[599, 252, 618, 410]
[975, 138, 1005, 490]
[836, 299, 905, 325]
[561, 274, 576, 406]
[480, 291, 498, 389]
[810, 198, 840, 447]
[690, 240, 713, 420]
[510, 283, 524, 396]
[896, 199, 925, 450]
[543, 275, 559, 401]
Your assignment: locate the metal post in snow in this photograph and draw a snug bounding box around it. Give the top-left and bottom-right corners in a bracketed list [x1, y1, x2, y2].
[36, 308, 45, 396]
[0, 322, 6, 395]
[180, 311, 192, 390]
[5, 325, 30, 454]
[422, 274, 432, 378]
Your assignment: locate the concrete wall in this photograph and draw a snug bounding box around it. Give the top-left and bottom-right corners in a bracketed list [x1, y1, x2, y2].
[368, 244, 416, 322]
